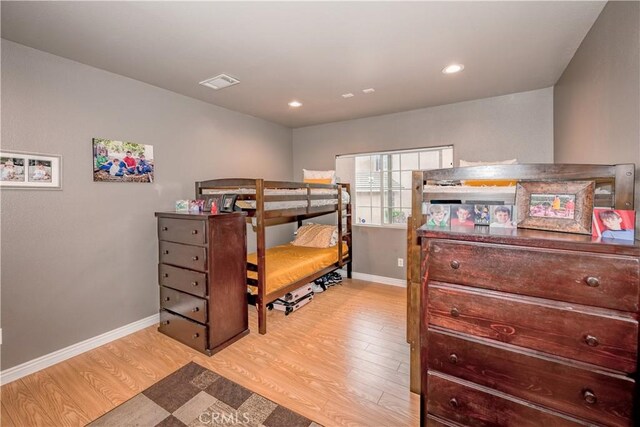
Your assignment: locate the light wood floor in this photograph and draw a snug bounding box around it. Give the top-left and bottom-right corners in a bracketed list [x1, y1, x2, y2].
[1, 279, 419, 426]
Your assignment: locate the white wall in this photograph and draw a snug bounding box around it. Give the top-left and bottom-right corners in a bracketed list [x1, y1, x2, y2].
[554, 1, 640, 230]
[293, 88, 554, 279]
[1, 40, 293, 369]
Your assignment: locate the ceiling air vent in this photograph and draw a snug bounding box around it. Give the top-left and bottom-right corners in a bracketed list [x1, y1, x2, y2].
[199, 74, 240, 90]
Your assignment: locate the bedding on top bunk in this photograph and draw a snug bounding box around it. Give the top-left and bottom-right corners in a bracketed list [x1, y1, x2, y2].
[201, 188, 350, 211]
[246, 242, 349, 295]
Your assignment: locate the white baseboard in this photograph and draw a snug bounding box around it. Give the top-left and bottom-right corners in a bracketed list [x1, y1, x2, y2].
[338, 269, 406, 287]
[0, 313, 159, 385]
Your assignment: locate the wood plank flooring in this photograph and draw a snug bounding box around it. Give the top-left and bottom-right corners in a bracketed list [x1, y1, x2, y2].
[1, 279, 419, 426]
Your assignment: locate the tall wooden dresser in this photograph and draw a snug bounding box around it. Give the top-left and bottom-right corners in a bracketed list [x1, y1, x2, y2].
[155, 211, 249, 355]
[419, 226, 640, 426]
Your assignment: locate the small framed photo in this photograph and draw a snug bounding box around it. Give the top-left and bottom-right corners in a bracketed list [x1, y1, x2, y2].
[592, 208, 635, 241]
[515, 181, 595, 234]
[0, 151, 61, 189]
[426, 204, 450, 227]
[450, 204, 475, 228]
[473, 204, 491, 225]
[220, 194, 238, 212]
[490, 205, 517, 228]
[204, 196, 219, 212]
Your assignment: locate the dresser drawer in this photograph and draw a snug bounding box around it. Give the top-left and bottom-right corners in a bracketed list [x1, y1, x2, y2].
[160, 286, 207, 324]
[427, 240, 640, 311]
[158, 217, 206, 245]
[428, 283, 638, 373]
[159, 241, 207, 272]
[159, 264, 207, 297]
[427, 371, 584, 426]
[425, 415, 461, 427]
[428, 328, 634, 426]
[159, 310, 207, 353]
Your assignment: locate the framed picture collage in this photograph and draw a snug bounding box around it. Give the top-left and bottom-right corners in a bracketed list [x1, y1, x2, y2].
[424, 203, 517, 229]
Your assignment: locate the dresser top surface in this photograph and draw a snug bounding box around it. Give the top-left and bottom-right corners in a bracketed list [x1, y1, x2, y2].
[155, 211, 246, 220]
[418, 224, 640, 256]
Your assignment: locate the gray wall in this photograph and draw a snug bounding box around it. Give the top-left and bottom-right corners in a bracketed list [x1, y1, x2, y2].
[293, 88, 554, 279]
[554, 1, 640, 227]
[1, 40, 293, 370]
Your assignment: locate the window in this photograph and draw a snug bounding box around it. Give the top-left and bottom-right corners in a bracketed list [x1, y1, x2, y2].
[337, 146, 453, 227]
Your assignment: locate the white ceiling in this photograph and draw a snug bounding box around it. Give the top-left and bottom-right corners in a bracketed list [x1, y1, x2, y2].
[1, 1, 606, 128]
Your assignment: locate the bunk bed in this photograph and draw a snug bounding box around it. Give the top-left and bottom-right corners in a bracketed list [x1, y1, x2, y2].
[406, 163, 636, 393]
[195, 178, 353, 334]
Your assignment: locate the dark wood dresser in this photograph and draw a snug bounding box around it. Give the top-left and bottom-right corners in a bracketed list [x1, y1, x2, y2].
[155, 211, 249, 355]
[419, 226, 640, 426]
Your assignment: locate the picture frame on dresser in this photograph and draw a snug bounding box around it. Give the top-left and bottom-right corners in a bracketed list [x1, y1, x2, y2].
[203, 196, 220, 212]
[592, 208, 636, 241]
[515, 180, 595, 234]
[220, 193, 238, 212]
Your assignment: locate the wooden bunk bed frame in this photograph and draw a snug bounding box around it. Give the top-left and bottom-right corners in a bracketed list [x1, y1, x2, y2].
[406, 163, 636, 393]
[195, 178, 353, 334]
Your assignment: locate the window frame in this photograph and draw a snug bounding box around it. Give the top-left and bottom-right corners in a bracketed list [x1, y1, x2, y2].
[337, 145, 453, 229]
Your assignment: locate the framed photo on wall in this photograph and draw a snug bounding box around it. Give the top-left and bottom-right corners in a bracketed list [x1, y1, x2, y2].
[515, 180, 594, 234]
[93, 138, 154, 183]
[0, 150, 62, 189]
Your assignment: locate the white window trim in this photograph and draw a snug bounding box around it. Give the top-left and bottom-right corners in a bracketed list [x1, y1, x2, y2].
[338, 145, 453, 229]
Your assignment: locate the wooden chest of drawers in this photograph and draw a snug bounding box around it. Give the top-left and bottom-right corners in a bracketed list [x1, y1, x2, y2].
[419, 227, 640, 426]
[155, 211, 249, 355]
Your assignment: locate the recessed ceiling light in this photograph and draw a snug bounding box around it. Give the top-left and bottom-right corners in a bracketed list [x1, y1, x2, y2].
[362, 88, 375, 94]
[442, 64, 464, 74]
[342, 93, 354, 98]
[288, 100, 302, 108]
[199, 74, 240, 90]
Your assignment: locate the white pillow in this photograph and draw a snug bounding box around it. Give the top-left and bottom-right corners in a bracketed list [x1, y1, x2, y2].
[459, 159, 518, 167]
[303, 169, 336, 184]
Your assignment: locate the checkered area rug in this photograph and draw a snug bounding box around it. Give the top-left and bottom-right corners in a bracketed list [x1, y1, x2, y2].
[89, 362, 320, 427]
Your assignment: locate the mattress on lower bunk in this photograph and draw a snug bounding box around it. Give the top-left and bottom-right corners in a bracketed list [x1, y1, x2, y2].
[247, 242, 349, 296]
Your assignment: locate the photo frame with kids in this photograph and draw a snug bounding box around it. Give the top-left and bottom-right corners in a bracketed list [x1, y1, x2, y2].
[592, 209, 635, 241]
[0, 150, 62, 189]
[93, 138, 154, 183]
[426, 204, 450, 227]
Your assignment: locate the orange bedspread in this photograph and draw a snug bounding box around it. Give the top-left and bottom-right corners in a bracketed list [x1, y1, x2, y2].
[247, 243, 348, 295]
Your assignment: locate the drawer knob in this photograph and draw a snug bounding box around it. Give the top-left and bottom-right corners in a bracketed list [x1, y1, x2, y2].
[164, 250, 169, 255]
[163, 273, 169, 278]
[450, 260, 460, 270]
[192, 256, 199, 261]
[448, 353, 458, 364]
[450, 307, 460, 317]
[584, 335, 599, 347]
[192, 333, 200, 339]
[162, 226, 168, 231]
[585, 276, 600, 287]
[448, 398, 459, 408]
[164, 297, 170, 302]
[191, 230, 198, 235]
[191, 281, 198, 287]
[192, 307, 200, 312]
[162, 320, 170, 326]
[583, 390, 597, 404]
